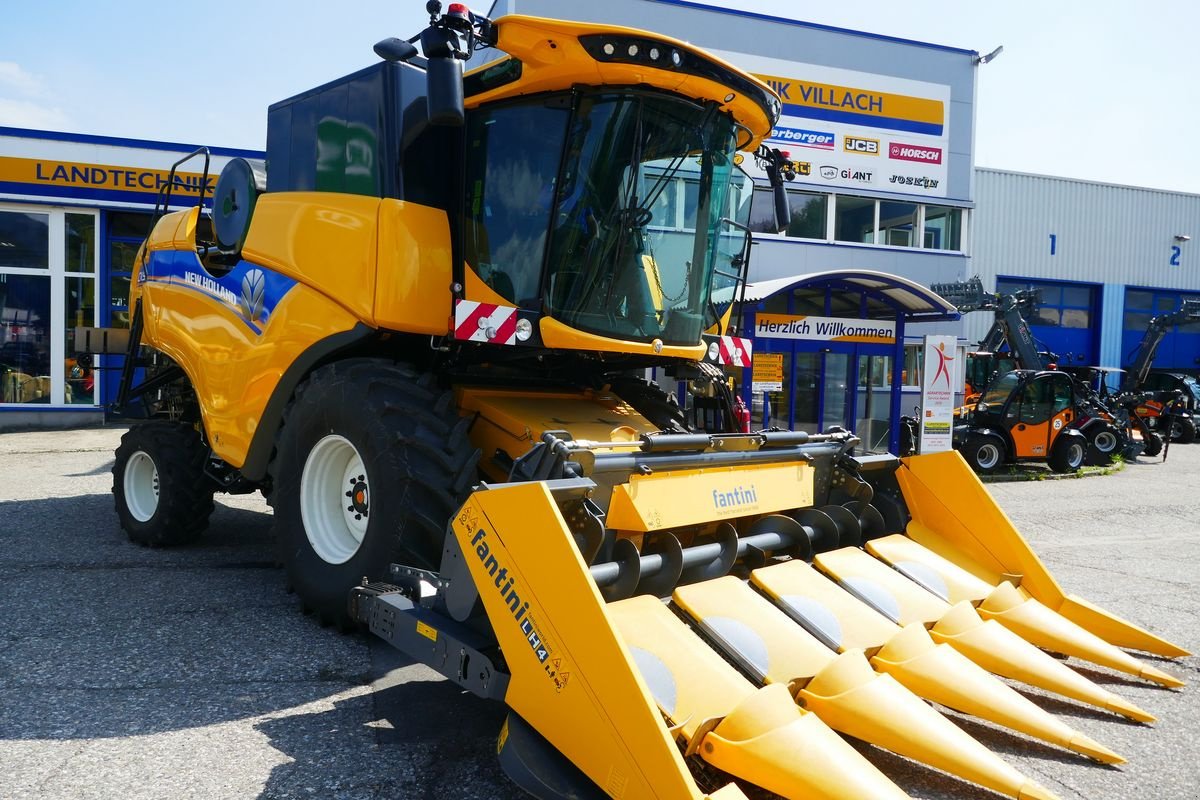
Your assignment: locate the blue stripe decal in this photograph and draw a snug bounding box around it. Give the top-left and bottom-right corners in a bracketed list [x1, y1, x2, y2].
[0, 125, 265, 160]
[780, 103, 944, 136]
[141, 250, 297, 336]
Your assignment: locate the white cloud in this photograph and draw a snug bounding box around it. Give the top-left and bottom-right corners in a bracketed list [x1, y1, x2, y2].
[0, 97, 70, 130]
[0, 62, 43, 96]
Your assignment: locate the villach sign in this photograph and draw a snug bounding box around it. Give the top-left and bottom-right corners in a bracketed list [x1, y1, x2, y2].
[0, 156, 213, 206]
[755, 313, 895, 344]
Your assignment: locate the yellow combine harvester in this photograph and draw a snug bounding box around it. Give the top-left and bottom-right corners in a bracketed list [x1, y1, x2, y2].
[85, 3, 1186, 798]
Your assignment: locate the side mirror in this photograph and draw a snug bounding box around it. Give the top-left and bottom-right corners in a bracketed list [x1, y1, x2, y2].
[374, 38, 418, 62]
[425, 56, 465, 126]
[772, 184, 790, 235]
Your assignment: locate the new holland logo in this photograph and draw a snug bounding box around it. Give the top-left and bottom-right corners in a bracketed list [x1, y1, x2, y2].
[240, 268, 266, 324]
[843, 136, 880, 155]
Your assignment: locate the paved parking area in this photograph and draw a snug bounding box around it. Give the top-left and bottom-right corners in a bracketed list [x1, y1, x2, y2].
[0, 427, 1195, 800]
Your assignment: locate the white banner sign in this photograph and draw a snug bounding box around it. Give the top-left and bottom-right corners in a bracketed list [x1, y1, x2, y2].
[712, 50, 952, 198]
[919, 334, 957, 453]
[754, 313, 895, 344]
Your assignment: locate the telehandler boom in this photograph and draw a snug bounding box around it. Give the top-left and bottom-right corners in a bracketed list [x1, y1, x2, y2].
[80, 5, 1187, 798]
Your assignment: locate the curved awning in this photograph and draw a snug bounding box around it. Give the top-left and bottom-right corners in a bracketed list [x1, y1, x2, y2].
[742, 269, 961, 322]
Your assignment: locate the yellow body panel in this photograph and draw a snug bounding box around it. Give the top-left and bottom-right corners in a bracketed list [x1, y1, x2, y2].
[456, 387, 657, 479]
[897, 450, 1190, 657]
[606, 462, 814, 532]
[450, 483, 707, 800]
[242, 192, 381, 324]
[469, 16, 775, 149]
[539, 317, 707, 360]
[374, 198, 453, 334]
[463, 261, 519, 308]
[140, 276, 360, 466]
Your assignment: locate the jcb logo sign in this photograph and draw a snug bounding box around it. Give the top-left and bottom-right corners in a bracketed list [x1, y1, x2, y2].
[843, 136, 880, 155]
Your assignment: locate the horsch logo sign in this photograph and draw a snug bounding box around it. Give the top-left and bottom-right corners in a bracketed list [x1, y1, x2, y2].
[889, 143, 943, 164]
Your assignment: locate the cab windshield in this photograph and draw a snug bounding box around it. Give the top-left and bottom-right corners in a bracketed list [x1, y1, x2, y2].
[980, 372, 1020, 407]
[544, 91, 741, 345]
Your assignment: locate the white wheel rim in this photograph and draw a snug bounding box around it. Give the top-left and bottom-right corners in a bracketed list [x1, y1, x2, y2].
[300, 434, 369, 565]
[124, 450, 160, 522]
[976, 442, 1000, 470]
[1069, 443, 1084, 467]
[1095, 432, 1117, 452]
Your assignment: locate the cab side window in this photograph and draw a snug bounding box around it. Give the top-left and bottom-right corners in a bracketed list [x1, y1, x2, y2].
[462, 101, 571, 306]
[1017, 377, 1054, 424]
[1050, 375, 1074, 415]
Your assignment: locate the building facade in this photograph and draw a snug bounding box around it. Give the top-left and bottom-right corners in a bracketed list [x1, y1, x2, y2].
[970, 168, 1200, 375]
[0, 127, 260, 429]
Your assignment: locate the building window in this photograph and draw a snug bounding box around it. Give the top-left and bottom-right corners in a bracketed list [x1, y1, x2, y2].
[106, 212, 152, 330]
[879, 201, 918, 247]
[923, 205, 962, 250]
[998, 278, 1094, 330]
[747, 186, 967, 253]
[0, 205, 100, 406]
[0, 210, 50, 270]
[902, 344, 923, 387]
[834, 195, 876, 243]
[0, 274, 52, 403]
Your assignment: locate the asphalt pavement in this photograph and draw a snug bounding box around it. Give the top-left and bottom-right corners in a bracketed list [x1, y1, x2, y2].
[0, 427, 1196, 800]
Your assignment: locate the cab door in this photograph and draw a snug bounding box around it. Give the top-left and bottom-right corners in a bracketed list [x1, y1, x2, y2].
[1044, 374, 1077, 452]
[1009, 374, 1070, 458]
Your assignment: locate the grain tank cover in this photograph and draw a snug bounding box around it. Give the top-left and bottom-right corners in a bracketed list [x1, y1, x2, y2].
[265, 60, 428, 197]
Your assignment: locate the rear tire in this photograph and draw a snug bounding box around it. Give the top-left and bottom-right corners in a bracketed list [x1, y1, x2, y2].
[1170, 417, 1196, 443]
[269, 359, 479, 627]
[113, 421, 215, 546]
[960, 434, 1004, 474]
[1048, 435, 1085, 473]
[1085, 425, 1121, 465]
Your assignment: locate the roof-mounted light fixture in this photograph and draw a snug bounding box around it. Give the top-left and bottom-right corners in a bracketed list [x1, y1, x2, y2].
[976, 45, 1004, 65]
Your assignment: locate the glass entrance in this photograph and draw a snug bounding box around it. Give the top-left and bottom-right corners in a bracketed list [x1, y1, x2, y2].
[821, 353, 850, 430]
[856, 353, 894, 452]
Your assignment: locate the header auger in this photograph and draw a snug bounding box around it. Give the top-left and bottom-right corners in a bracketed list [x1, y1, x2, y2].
[81, 4, 1187, 799]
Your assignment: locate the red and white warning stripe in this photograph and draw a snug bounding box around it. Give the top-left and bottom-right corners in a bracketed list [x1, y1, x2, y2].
[454, 300, 519, 345]
[718, 336, 753, 367]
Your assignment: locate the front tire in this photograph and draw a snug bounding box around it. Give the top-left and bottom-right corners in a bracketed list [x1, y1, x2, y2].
[961, 434, 1005, 474]
[113, 421, 215, 546]
[1142, 431, 1164, 457]
[1048, 435, 1085, 473]
[269, 359, 479, 627]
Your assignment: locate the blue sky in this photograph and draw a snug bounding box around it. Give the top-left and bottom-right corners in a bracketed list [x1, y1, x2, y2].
[2, 0, 1196, 193]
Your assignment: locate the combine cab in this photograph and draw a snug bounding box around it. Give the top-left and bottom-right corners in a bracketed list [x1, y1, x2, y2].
[80, 4, 1187, 798]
